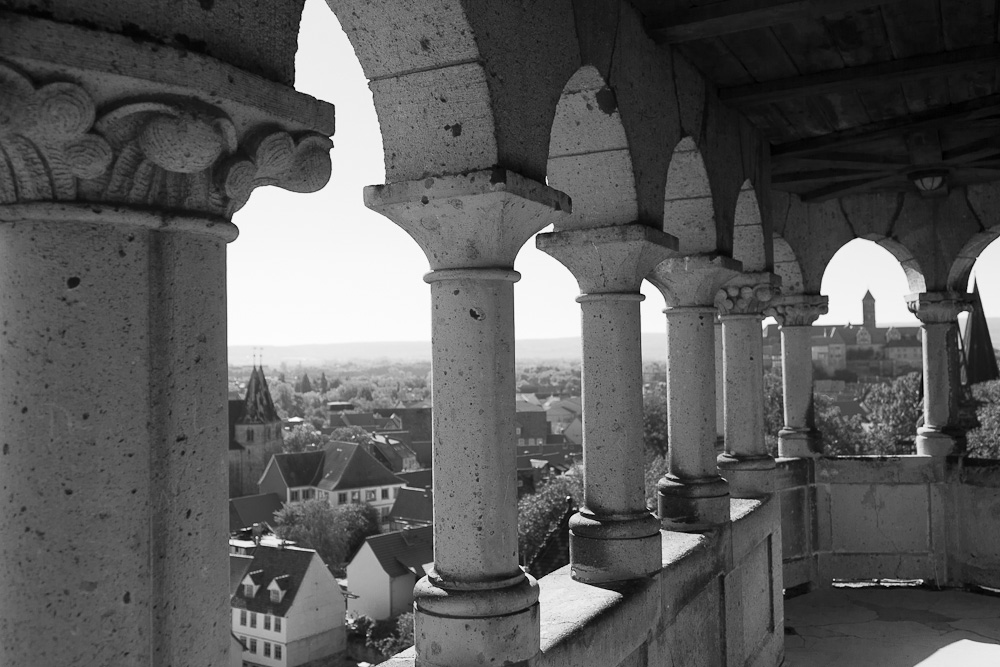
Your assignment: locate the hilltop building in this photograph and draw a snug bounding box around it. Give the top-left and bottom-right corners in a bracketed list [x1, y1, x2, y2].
[230, 367, 285, 498]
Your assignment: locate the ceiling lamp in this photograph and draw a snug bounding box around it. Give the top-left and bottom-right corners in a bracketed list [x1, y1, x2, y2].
[910, 169, 948, 193]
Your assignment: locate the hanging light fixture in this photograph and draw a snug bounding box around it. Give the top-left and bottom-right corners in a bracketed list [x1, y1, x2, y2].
[909, 168, 948, 193]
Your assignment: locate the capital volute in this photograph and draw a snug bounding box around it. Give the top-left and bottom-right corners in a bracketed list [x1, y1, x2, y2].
[536, 223, 678, 294]
[0, 19, 336, 227]
[906, 291, 973, 324]
[365, 169, 570, 271]
[716, 272, 781, 317]
[647, 254, 742, 308]
[764, 294, 828, 327]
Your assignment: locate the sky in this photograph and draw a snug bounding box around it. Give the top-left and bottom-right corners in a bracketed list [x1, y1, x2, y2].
[226, 0, 999, 347]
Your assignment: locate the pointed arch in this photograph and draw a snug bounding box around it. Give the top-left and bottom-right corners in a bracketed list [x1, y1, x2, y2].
[546, 66, 638, 228]
[733, 179, 767, 272]
[663, 137, 716, 254]
[773, 233, 804, 295]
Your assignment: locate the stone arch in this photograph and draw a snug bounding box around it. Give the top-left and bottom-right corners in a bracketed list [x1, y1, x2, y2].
[733, 180, 767, 272]
[821, 236, 927, 295]
[773, 233, 804, 294]
[326, 0, 581, 184]
[547, 66, 638, 228]
[948, 230, 1000, 292]
[663, 137, 716, 254]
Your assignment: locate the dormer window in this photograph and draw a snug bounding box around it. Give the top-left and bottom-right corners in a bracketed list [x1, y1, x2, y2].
[243, 583, 254, 598]
[246, 429, 254, 443]
[268, 574, 290, 604]
[241, 569, 263, 598]
[270, 589, 280, 603]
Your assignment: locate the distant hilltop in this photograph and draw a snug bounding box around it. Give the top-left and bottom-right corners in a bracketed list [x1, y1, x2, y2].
[230, 318, 1000, 366]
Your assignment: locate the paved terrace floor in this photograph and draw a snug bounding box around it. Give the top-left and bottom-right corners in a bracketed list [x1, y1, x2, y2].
[784, 586, 1000, 666]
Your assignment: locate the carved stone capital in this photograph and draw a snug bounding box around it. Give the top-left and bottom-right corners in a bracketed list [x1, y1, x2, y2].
[648, 254, 742, 308]
[0, 49, 333, 221]
[716, 272, 781, 317]
[536, 224, 677, 294]
[906, 291, 973, 324]
[764, 294, 829, 327]
[364, 169, 570, 270]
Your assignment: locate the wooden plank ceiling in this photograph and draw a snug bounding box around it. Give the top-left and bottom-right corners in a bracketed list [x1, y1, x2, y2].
[636, 0, 1000, 201]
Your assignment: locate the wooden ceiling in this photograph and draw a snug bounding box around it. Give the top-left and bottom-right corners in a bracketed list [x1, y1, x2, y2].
[636, 0, 1000, 201]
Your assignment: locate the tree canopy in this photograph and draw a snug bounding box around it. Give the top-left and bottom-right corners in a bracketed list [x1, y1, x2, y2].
[272, 500, 380, 575]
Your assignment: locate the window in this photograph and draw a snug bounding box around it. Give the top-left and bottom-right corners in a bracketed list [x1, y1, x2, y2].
[274, 617, 282, 632]
[239, 610, 247, 626]
[249, 638, 257, 654]
[365, 489, 376, 501]
[239, 636, 247, 650]
[249, 612, 256, 629]
[351, 491, 360, 502]
[243, 584, 254, 598]
[270, 589, 280, 603]
[246, 429, 254, 443]
[381, 488, 389, 500]
[263, 615, 271, 631]
[394, 487, 399, 498]
[263, 642, 271, 658]
[275, 644, 283, 660]
[516, 426, 522, 435]
[290, 490, 300, 502]
[302, 489, 313, 500]
[338, 492, 347, 504]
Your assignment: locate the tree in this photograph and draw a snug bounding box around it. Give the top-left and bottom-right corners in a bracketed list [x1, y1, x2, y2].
[860, 372, 922, 455]
[283, 424, 330, 453]
[371, 613, 414, 658]
[517, 467, 583, 564]
[330, 425, 374, 447]
[272, 500, 380, 576]
[319, 372, 329, 394]
[643, 385, 669, 456]
[967, 380, 1000, 459]
[763, 368, 784, 455]
[644, 453, 669, 511]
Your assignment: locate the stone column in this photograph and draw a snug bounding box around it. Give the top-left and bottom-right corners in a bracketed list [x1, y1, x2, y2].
[716, 274, 781, 498]
[648, 255, 740, 530]
[538, 224, 676, 581]
[907, 292, 973, 456]
[0, 45, 334, 667]
[766, 295, 829, 458]
[366, 171, 569, 667]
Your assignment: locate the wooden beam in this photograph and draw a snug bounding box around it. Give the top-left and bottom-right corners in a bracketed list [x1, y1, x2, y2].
[772, 167, 896, 187]
[773, 152, 910, 171]
[771, 94, 1000, 159]
[720, 45, 1000, 106]
[798, 174, 904, 202]
[646, 0, 901, 44]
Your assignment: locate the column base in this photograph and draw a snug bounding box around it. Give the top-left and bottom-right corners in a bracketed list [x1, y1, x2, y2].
[658, 475, 730, 532]
[778, 428, 822, 458]
[413, 571, 539, 667]
[569, 511, 662, 583]
[915, 427, 962, 457]
[717, 454, 776, 498]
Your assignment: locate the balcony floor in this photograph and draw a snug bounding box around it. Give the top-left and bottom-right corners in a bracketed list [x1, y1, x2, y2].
[783, 586, 1000, 666]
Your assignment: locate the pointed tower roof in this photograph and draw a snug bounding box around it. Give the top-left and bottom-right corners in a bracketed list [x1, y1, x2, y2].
[964, 280, 999, 385]
[239, 367, 280, 424]
[862, 289, 875, 302]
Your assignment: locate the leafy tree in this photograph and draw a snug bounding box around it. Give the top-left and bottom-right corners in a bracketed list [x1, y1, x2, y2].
[517, 467, 583, 564]
[643, 385, 669, 456]
[371, 613, 414, 658]
[330, 425, 374, 447]
[967, 380, 1000, 459]
[763, 369, 784, 454]
[644, 453, 669, 511]
[860, 372, 922, 455]
[283, 424, 330, 453]
[319, 372, 329, 394]
[272, 500, 380, 576]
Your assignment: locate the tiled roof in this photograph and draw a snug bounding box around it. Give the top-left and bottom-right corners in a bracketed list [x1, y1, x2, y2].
[389, 487, 433, 524]
[516, 400, 546, 413]
[236, 367, 280, 425]
[229, 554, 253, 596]
[230, 545, 320, 616]
[317, 442, 405, 491]
[359, 526, 433, 578]
[229, 493, 283, 533]
[396, 469, 432, 489]
[271, 450, 325, 488]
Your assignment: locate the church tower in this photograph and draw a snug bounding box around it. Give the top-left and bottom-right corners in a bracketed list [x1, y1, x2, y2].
[862, 290, 876, 330]
[229, 366, 284, 497]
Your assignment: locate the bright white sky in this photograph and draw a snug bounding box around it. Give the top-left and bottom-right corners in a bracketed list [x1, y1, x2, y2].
[227, 0, 1000, 346]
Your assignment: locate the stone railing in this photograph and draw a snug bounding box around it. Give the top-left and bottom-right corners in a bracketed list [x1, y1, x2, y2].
[776, 456, 1000, 590]
[383, 497, 784, 667]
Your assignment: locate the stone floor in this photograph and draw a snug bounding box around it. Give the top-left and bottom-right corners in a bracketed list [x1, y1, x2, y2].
[783, 586, 1000, 666]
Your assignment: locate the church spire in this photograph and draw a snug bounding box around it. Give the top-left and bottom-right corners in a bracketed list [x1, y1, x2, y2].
[862, 289, 876, 329]
[963, 279, 999, 385]
[240, 366, 280, 424]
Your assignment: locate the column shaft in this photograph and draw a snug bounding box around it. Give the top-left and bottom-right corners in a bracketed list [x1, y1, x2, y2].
[778, 326, 820, 457]
[917, 321, 963, 455]
[660, 307, 729, 530]
[0, 220, 230, 667]
[719, 314, 775, 496]
[572, 294, 660, 581]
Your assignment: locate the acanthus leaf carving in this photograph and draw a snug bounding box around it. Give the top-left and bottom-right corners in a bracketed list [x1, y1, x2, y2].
[0, 62, 112, 204]
[221, 130, 334, 216]
[715, 282, 778, 316]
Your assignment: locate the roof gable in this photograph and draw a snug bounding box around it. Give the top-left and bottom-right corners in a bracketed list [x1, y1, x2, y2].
[356, 526, 433, 578]
[239, 367, 280, 424]
[272, 450, 325, 488]
[229, 493, 283, 532]
[317, 442, 404, 491]
[230, 545, 323, 616]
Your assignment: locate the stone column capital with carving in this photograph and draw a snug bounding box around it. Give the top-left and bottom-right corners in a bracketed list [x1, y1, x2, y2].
[906, 291, 973, 325]
[536, 223, 678, 294]
[647, 253, 742, 308]
[764, 294, 829, 327]
[0, 13, 336, 235]
[716, 272, 782, 317]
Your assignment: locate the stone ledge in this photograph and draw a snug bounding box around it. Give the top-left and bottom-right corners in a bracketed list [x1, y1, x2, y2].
[816, 456, 947, 485]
